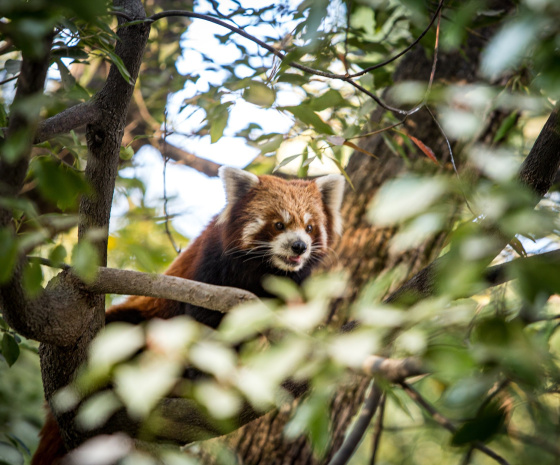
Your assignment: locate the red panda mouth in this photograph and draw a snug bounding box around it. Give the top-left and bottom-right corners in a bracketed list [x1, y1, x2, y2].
[279, 255, 303, 266]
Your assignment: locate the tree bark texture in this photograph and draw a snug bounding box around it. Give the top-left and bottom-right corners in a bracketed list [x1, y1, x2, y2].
[212, 25, 508, 465]
[36, 0, 151, 450]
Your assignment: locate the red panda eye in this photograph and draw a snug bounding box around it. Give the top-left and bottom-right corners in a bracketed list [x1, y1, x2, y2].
[306, 225, 313, 233]
[275, 222, 285, 231]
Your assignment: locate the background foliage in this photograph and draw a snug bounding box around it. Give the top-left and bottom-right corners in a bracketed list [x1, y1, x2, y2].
[1, 0, 560, 464]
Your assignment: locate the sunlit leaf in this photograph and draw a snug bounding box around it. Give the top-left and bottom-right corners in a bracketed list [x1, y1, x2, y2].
[243, 81, 276, 107]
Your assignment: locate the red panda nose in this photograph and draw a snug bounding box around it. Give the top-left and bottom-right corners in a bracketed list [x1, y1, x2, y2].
[291, 240, 307, 256]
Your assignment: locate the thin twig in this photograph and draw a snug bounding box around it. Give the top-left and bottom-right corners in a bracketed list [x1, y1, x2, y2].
[369, 394, 386, 465]
[161, 111, 181, 255]
[347, 0, 445, 78]
[508, 428, 560, 457]
[401, 382, 510, 465]
[0, 73, 19, 86]
[460, 447, 474, 465]
[327, 382, 384, 465]
[342, 0, 353, 74]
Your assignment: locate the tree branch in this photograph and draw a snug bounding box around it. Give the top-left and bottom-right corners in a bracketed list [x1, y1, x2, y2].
[327, 383, 384, 465]
[401, 382, 510, 465]
[87, 267, 258, 313]
[33, 102, 102, 144]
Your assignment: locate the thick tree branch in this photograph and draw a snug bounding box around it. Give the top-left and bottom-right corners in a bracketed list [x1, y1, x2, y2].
[88, 267, 258, 312]
[33, 102, 102, 144]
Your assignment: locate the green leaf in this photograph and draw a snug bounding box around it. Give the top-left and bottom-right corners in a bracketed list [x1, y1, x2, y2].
[30, 156, 89, 211]
[55, 58, 76, 90]
[0, 228, 18, 284]
[210, 109, 229, 144]
[493, 111, 518, 143]
[451, 403, 506, 446]
[119, 146, 134, 161]
[276, 73, 308, 86]
[284, 106, 334, 135]
[243, 81, 276, 107]
[1, 334, 20, 367]
[22, 260, 43, 298]
[105, 50, 132, 84]
[309, 89, 346, 112]
[274, 154, 301, 171]
[49, 245, 67, 266]
[71, 241, 99, 283]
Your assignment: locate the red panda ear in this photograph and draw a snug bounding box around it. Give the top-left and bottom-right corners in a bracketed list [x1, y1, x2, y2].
[315, 174, 345, 236]
[217, 166, 260, 224]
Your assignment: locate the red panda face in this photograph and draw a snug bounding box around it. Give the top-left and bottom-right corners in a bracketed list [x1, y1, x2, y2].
[217, 167, 345, 273]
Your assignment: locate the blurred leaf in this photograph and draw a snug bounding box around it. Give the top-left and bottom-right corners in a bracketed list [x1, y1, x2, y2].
[508, 237, 527, 258]
[493, 111, 519, 143]
[71, 241, 99, 283]
[481, 18, 539, 78]
[284, 106, 334, 135]
[210, 109, 229, 144]
[22, 260, 43, 298]
[451, 402, 506, 446]
[1, 334, 20, 367]
[243, 81, 276, 107]
[48, 245, 67, 266]
[309, 89, 345, 111]
[0, 229, 18, 284]
[30, 156, 89, 211]
[4, 59, 21, 75]
[119, 146, 134, 161]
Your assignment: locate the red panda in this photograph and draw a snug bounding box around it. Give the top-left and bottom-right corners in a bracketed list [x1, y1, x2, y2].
[31, 167, 345, 464]
[106, 166, 345, 327]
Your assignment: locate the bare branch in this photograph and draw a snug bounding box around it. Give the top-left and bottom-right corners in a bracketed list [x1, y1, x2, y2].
[33, 102, 102, 144]
[369, 395, 385, 465]
[401, 382, 510, 465]
[508, 428, 560, 457]
[348, 0, 445, 78]
[327, 383, 384, 465]
[362, 355, 426, 383]
[157, 140, 221, 177]
[87, 267, 258, 313]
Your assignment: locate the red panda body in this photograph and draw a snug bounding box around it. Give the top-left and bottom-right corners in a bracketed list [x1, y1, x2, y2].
[32, 167, 345, 464]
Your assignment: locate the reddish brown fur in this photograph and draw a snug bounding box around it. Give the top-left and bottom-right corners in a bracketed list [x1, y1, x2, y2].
[32, 172, 343, 464]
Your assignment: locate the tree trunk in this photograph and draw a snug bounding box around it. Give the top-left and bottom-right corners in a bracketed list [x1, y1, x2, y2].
[209, 25, 504, 465]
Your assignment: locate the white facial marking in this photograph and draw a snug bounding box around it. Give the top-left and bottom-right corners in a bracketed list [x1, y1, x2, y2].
[270, 228, 313, 272]
[304, 212, 312, 224]
[318, 224, 327, 249]
[241, 217, 265, 246]
[280, 209, 291, 224]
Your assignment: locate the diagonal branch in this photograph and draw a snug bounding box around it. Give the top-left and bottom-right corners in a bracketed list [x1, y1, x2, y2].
[401, 382, 510, 465]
